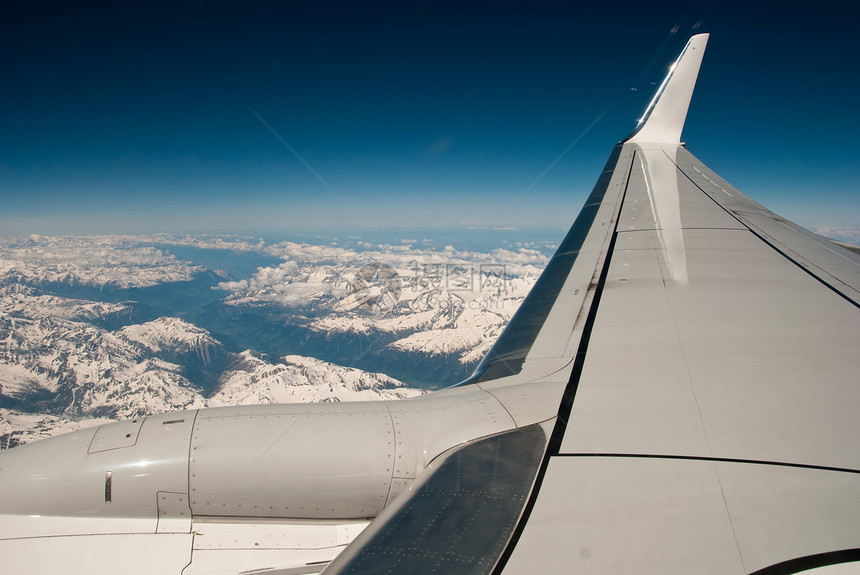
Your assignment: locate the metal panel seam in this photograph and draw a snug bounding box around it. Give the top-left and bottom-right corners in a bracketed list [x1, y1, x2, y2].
[380, 401, 398, 508]
[186, 409, 200, 520]
[553, 453, 860, 475]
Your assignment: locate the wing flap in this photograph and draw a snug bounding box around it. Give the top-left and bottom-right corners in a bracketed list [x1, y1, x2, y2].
[676, 147, 860, 303]
[323, 424, 548, 575]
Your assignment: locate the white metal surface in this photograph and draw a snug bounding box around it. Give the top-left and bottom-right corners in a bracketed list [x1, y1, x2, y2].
[181, 519, 368, 575]
[503, 457, 860, 574]
[628, 34, 708, 145]
[0, 411, 195, 537]
[0, 533, 193, 574]
[387, 386, 517, 476]
[521, 148, 632, 371]
[0, 389, 532, 573]
[562, 146, 860, 468]
[677, 148, 860, 303]
[503, 457, 747, 574]
[189, 403, 395, 519]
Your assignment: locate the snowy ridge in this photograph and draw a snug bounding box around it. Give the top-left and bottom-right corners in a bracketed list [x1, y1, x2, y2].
[120, 317, 225, 364]
[214, 240, 543, 369]
[0, 290, 423, 447]
[0, 284, 130, 322]
[309, 269, 538, 365]
[209, 352, 421, 406]
[0, 309, 208, 418]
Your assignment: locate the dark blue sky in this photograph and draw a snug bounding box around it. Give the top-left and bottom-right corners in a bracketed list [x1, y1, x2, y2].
[2, 1, 858, 239]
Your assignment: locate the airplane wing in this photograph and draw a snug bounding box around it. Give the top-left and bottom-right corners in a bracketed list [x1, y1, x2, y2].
[3, 33, 860, 575]
[324, 33, 860, 575]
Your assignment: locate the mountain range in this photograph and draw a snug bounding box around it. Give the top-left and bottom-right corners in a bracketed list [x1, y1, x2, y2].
[0, 232, 550, 447]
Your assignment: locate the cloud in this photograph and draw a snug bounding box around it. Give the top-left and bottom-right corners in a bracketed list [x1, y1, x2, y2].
[0, 235, 200, 288]
[814, 224, 860, 245]
[217, 237, 550, 311]
[217, 259, 352, 307]
[145, 234, 268, 252]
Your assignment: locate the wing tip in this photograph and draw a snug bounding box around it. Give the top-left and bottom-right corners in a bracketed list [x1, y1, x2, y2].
[627, 33, 709, 145]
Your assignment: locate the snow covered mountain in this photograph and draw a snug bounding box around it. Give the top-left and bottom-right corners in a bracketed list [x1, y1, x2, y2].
[1, 290, 209, 419]
[0, 301, 420, 447]
[210, 352, 420, 406]
[0, 232, 551, 448]
[214, 240, 544, 378]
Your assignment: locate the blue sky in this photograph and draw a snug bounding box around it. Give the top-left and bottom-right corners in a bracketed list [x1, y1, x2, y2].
[2, 2, 858, 240]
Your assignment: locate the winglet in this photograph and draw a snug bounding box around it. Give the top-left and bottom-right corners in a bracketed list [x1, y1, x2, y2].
[627, 33, 709, 145]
